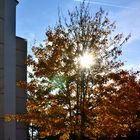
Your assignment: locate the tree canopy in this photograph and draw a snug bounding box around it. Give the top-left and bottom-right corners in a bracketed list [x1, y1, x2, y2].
[6, 1, 140, 140]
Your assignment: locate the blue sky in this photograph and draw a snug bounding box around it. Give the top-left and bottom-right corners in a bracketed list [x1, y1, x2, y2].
[16, 0, 140, 70]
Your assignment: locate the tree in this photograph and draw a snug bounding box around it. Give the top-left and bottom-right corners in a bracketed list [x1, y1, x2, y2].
[93, 70, 140, 139]
[6, 1, 132, 140]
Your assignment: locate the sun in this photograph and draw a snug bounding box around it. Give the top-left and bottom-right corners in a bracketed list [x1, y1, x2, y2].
[79, 52, 93, 69]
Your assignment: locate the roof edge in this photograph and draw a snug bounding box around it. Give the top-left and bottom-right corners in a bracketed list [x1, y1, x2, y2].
[16, 0, 19, 5]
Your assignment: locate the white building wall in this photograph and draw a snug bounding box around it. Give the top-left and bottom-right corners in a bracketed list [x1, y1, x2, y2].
[0, 0, 27, 139]
[16, 37, 27, 140]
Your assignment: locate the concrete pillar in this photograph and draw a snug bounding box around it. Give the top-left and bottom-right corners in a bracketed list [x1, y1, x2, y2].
[4, 0, 17, 139]
[0, 0, 5, 138]
[0, 0, 27, 139]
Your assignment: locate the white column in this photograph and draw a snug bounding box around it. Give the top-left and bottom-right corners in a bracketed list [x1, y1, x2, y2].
[4, 0, 16, 139]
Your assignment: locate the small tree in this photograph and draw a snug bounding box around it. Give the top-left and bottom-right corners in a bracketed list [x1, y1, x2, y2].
[6, 1, 133, 140]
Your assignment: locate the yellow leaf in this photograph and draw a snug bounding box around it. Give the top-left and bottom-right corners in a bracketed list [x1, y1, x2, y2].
[60, 133, 69, 140]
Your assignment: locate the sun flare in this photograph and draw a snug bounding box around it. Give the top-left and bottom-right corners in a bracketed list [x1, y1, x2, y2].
[79, 52, 93, 69]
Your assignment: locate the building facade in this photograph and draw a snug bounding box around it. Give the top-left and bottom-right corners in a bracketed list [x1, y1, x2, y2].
[0, 0, 27, 139]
